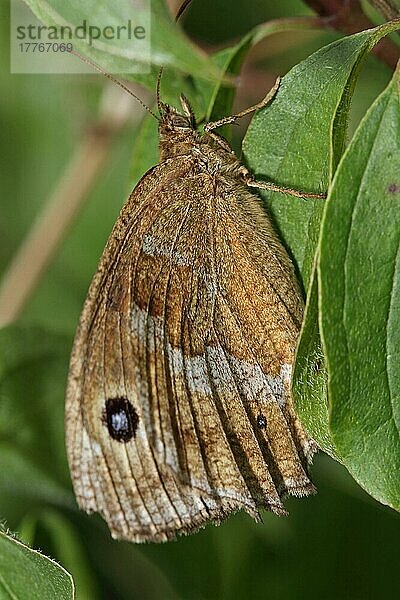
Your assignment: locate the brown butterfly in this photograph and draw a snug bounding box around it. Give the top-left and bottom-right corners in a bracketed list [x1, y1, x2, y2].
[66, 76, 322, 543]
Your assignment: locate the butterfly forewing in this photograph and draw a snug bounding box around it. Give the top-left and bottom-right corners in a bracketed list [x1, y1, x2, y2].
[66, 122, 316, 543]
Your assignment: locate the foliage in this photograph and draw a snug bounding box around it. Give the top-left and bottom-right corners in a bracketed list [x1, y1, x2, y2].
[0, 525, 74, 599]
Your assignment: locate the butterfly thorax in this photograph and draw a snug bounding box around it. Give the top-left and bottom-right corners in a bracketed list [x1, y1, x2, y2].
[159, 105, 240, 176]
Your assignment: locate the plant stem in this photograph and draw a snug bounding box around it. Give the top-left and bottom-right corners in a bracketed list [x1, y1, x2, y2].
[304, 0, 400, 69]
[0, 85, 138, 328]
[367, 0, 400, 20]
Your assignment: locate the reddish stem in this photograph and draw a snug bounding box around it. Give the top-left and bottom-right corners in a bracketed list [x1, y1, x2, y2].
[304, 0, 400, 69]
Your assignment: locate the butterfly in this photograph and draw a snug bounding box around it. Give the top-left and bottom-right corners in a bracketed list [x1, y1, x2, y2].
[65, 76, 320, 543]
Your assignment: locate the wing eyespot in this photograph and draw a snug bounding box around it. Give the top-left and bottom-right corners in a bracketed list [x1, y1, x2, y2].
[256, 414, 267, 429]
[103, 397, 139, 442]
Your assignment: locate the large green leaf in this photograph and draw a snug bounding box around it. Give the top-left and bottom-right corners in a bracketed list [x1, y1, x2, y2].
[243, 20, 400, 289]
[319, 65, 400, 511]
[0, 527, 74, 599]
[246, 20, 400, 459]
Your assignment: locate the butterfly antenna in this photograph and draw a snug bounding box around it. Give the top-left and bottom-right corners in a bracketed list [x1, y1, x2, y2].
[70, 50, 159, 120]
[156, 66, 164, 114]
[156, 0, 193, 115]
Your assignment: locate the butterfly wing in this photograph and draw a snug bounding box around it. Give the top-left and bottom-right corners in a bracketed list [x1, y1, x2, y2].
[66, 156, 316, 543]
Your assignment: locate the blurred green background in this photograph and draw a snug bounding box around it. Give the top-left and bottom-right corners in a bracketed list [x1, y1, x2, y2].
[1, 0, 399, 598]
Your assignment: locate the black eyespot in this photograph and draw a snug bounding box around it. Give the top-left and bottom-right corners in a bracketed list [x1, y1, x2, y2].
[104, 397, 139, 442]
[257, 414, 267, 429]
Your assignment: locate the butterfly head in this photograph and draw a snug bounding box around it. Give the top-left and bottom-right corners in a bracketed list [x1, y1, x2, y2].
[158, 95, 199, 160]
[159, 94, 196, 133]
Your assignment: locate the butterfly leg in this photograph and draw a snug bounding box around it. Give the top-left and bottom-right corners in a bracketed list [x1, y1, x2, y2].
[204, 77, 281, 132]
[241, 169, 327, 199]
[204, 78, 326, 199]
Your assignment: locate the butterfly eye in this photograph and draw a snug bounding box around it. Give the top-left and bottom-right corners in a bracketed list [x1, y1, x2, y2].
[257, 415, 267, 429]
[105, 397, 139, 442]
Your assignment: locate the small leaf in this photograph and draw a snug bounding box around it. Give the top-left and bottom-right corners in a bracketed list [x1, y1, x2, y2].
[0, 527, 74, 599]
[319, 66, 400, 511]
[19, 510, 99, 600]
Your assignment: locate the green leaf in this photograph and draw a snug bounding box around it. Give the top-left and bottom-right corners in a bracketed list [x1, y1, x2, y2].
[19, 510, 99, 600]
[203, 16, 326, 140]
[23, 0, 222, 86]
[242, 21, 400, 463]
[292, 257, 338, 459]
[243, 20, 400, 289]
[319, 66, 400, 511]
[0, 527, 74, 599]
[0, 326, 73, 507]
